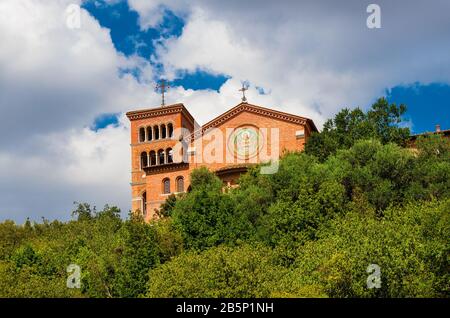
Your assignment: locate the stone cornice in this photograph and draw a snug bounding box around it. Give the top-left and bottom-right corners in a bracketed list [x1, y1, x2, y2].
[126, 103, 195, 127]
[143, 162, 189, 175]
[130, 181, 146, 186]
[214, 163, 256, 176]
[130, 138, 176, 147]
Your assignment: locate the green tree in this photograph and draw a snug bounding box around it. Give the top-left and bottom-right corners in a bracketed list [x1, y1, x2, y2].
[172, 167, 246, 250]
[112, 214, 159, 297]
[146, 244, 293, 298]
[152, 218, 184, 263]
[305, 98, 410, 161]
[291, 199, 450, 297]
[157, 193, 178, 218]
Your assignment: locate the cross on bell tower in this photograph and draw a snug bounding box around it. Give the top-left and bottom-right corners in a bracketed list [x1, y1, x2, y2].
[156, 79, 170, 107]
[239, 82, 249, 103]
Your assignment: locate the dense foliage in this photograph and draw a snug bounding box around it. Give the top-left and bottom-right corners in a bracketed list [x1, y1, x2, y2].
[0, 205, 161, 297]
[0, 100, 449, 298]
[305, 97, 410, 161]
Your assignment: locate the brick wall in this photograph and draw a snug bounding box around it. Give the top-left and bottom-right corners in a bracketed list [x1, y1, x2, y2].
[127, 103, 316, 222]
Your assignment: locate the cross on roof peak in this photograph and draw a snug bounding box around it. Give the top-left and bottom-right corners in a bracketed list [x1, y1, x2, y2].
[238, 82, 249, 103]
[156, 79, 170, 107]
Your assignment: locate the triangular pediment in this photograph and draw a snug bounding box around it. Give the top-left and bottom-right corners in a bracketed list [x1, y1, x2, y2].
[186, 102, 316, 140]
[208, 102, 314, 128]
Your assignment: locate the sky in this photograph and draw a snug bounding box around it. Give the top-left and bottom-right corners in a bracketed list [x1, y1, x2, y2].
[0, 0, 449, 223]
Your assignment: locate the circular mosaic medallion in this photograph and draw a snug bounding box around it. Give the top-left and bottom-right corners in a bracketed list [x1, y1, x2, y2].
[228, 126, 263, 159]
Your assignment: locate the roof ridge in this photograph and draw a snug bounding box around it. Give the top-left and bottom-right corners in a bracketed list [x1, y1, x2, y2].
[184, 102, 317, 143]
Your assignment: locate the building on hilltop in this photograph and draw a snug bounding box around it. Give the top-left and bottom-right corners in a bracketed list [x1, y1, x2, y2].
[409, 124, 450, 144]
[126, 100, 318, 221]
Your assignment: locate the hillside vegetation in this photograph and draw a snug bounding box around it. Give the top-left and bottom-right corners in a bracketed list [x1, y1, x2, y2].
[1, 98, 449, 297]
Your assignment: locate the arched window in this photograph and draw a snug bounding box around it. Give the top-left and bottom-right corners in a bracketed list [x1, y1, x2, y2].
[166, 148, 173, 163]
[139, 127, 145, 142]
[140, 152, 148, 169]
[142, 191, 147, 216]
[161, 124, 167, 139]
[147, 126, 152, 141]
[162, 178, 170, 194]
[168, 123, 174, 138]
[149, 150, 156, 166]
[176, 176, 184, 193]
[157, 149, 165, 165]
[154, 125, 159, 140]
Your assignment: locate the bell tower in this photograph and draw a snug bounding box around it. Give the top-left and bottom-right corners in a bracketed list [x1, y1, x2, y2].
[126, 103, 196, 220]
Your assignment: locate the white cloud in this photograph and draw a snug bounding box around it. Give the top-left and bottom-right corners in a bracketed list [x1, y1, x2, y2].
[1, 0, 450, 222]
[0, 115, 131, 221]
[0, 0, 159, 221]
[128, 0, 186, 30]
[140, 0, 450, 127]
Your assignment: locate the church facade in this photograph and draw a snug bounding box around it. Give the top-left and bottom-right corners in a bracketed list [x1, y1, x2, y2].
[126, 101, 318, 221]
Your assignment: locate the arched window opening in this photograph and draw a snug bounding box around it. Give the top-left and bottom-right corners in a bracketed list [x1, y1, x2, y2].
[149, 150, 156, 166]
[147, 126, 152, 141]
[139, 127, 145, 142]
[162, 178, 170, 194]
[158, 149, 165, 165]
[140, 152, 148, 169]
[154, 125, 160, 139]
[161, 124, 167, 139]
[167, 148, 173, 163]
[168, 123, 174, 138]
[142, 191, 147, 216]
[176, 176, 184, 193]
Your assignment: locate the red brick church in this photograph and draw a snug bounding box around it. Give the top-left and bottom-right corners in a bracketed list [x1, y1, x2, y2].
[126, 91, 318, 221]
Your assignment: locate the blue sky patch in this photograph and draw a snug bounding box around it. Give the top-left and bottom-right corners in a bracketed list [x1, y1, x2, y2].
[118, 66, 144, 83]
[91, 113, 120, 131]
[172, 70, 230, 92]
[386, 82, 450, 134]
[82, 0, 184, 60]
[82, 1, 230, 92]
[255, 86, 270, 95]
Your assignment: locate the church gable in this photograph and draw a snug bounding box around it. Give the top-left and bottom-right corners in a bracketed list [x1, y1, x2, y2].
[207, 103, 315, 128]
[189, 102, 317, 141]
